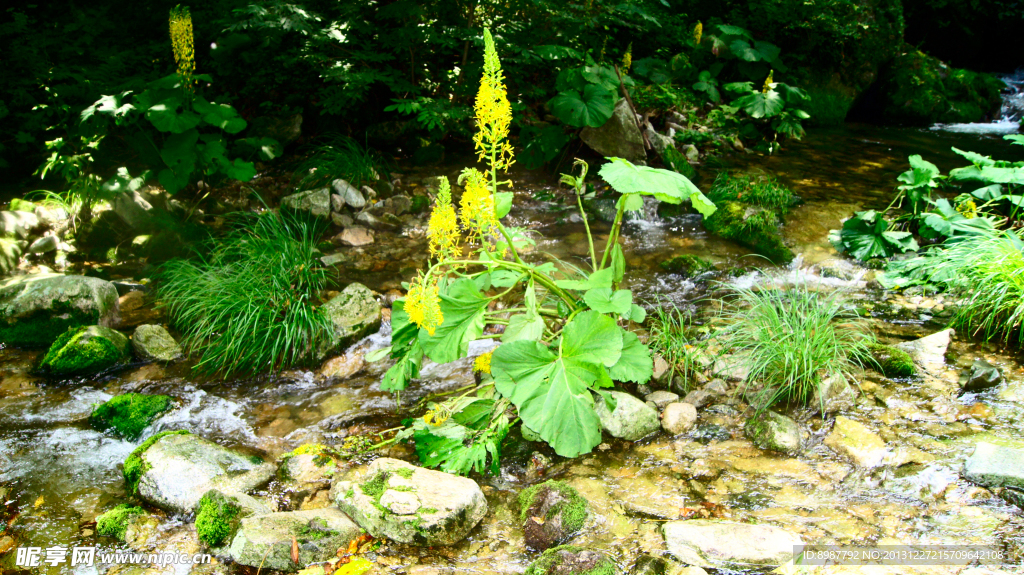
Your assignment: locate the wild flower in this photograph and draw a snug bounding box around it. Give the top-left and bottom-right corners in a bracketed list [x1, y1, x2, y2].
[473, 351, 492, 374]
[427, 176, 460, 259]
[169, 6, 195, 90]
[423, 404, 451, 426]
[957, 198, 978, 219]
[473, 29, 515, 174]
[694, 22, 703, 45]
[458, 167, 498, 241]
[622, 44, 633, 74]
[762, 70, 775, 94]
[406, 273, 443, 336]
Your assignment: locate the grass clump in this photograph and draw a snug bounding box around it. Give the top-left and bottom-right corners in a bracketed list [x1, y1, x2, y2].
[159, 210, 333, 377]
[647, 304, 707, 392]
[703, 173, 795, 264]
[518, 480, 589, 535]
[716, 283, 874, 409]
[195, 490, 242, 547]
[802, 86, 855, 127]
[707, 172, 794, 216]
[89, 393, 172, 440]
[123, 430, 190, 496]
[293, 135, 386, 191]
[867, 344, 915, 378]
[96, 504, 144, 540]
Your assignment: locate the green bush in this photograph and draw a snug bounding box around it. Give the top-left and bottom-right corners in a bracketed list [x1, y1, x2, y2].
[159, 210, 332, 377]
[716, 283, 874, 408]
[292, 135, 386, 191]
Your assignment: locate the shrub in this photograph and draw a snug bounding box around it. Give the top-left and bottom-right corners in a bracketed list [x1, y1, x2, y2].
[716, 283, 874, 408]
[293, 135, 386, 191]
[159, 210, 332, 377]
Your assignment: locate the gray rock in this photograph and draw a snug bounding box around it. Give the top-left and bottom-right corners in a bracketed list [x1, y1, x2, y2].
[331, 212, 354, 228]
[963, 442, 1024, 491]
[0, 210, 40, 239]
[652, 354, 670, 383]
[330, 457, 487, 546]
[355, 211, 384, 229]
[644, 126, 676, 155]
[332, 179, 365, 209]
[682, 388, 715, 409]
[744, 411, 801, 453]
[662, 520, 804, 569]
[661, 402, 697, 435]
[227, 508, 360, 572]
[645, 390, 679, 410]
[895, 328, 953, 371]
[579, 99, 646, 162]
[280, 188, 331, 218]
[704, 378, 729, 395]
[961, 358, 1003, 392]
[131, 324, 182, 362]
[0, 275, 120, 347]
[334, 226, 374, 247]
[37, 325, 131, 376]
[683, 144, 699, 162]
[27, 235, 58, 254]
[824, 416, 888, 468]
[134, 433, 275, 514]
[113, 191, 157, 233]
[247, 114, 302, 145]
[320, 283, 381, 354]
[595, 391, 660, 441]
[384, 195, 412, 216]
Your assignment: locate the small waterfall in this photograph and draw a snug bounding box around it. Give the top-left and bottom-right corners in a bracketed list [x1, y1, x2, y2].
[931, 69, 1023, 135]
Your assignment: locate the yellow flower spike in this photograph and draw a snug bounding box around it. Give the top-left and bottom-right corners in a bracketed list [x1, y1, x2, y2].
[762, 70, 774, 94]
[694, 22, 703, 46]
[473, 29, 515, 174]
[427, 176, 460, 259]
[423, 404, 451, 426]
[169, 6, 195, 92]
[458, 167, 498, 241]
[622, 44, 633, 74]
[405, 274, 443, 336]
[473, 351, 492, 374]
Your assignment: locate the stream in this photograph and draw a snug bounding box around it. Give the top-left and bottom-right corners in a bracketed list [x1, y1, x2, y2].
[2, 112, 1024, 575]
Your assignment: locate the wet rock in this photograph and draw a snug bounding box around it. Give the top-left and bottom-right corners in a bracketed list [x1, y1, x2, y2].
[318, 351, 365, 380]
[662, 519, 804, 569]
[195, 489, 271, 547]
[128, 431, 275, 514]
[131, 324, 182, 362]
[96, 504, 149, 542]
[524, 545, 616, 575]
[113, 190, 159, 234]
[824, 416, 888, 468]
[594, 391, 660, 441]
[744, 411, 801, 453]
[584, 198, 618, 223]
[517, 480, 589, 551]
[579, 99, 646, 162]
[713, 353, 750, 381]
[331, 457, 487, 546]
[115, 290, 162, 330]
[683, 145, 699, 162]
[631, 554, 672, 575]
[227, 508, 361, 572]
[960, 358, 1003, 392]
[652, 354, 670, 383]
[645, 390, 679, 409]
[332, 179, 366, 209]
[334, 226, 374, 247]
[320, 282, 381, 353]
[963, 442, 1024, 506]
[331, 212, 353, 228]
[281, 188, 331, 218]
[89, 393, 172, 440]
[384, 195, 413, 216]
[682, 388, 715, 409]
[38, 325, 131, 377]
[704, 202, 793, 264]
[868, 344, 916, 378]
[0, 210, 40, 239]
[644, 126, 675, 155]
[690, 424, 731, 444]
[662, 402, 697, 435]
[811, 373, 857, 414]
[895, 328, 953, 371]
[0, 273, 119, 347]
[27, 235, 58, 254]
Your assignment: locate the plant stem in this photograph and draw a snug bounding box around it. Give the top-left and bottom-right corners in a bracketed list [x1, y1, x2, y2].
[599, 200, 627, 270]
[576, 192, 598, 270]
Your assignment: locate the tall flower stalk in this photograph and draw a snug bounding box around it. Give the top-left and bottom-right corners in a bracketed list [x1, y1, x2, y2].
[169, 6, 195, 92]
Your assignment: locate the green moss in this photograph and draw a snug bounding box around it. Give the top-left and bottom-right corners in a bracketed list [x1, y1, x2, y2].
[410, 195, 430, 214]
[0, 298, 101, 348]
[661, 146, 696, 181]
[394, 467, 414, 479]
[297, 518, 338, 541]
[518, 480, 589, 535]
[704, 201, 794, 264]
[524, 545, 616, 575]
[360, 470, 391, 512]
[96, 504, 144, 541]
[708, 173, 794, 215]
[195, 490, 242, 547]
[37, 325, 129, 376]
[659, 254, 715, 277]
[89, 393, 172, 440]
[344, 486, 355, 499]
[879, 51, 1004, 126]
[123, 430, 191, 496]
[868, 344, 916, 378]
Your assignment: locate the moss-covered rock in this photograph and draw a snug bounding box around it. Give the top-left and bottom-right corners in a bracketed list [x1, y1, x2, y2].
[0, 273, 119, 348]
[37, 325, 131, 377]
[318, 283, 382, 356]
[704, 201, 794, 264]
[868, 344, 916, 378]
[89, 393, 172, 440]
[744, 411, 801, 453]
[123, 430, 191, 496]
[518, 480, 589, 551]
[96, 504, 145, 541]
[876, 50, 1004, 126]
[131, 324, 183, 362]
[524, 545, 616, 575]
[659, 254, 715, 277]
[195, 490, 243, 547]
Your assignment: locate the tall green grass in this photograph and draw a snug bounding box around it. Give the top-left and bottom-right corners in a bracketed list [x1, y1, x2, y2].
[647, 302, 708, 391]
[159, 210, 332, 377]
[293, 135, 386, 190]
[715, 283, 874, 408]
[708, 173, 794, 215]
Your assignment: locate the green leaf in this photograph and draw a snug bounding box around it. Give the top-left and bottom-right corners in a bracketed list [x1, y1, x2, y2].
[390, 300, 419, 356]
[223, 158, 256, 181]
[193, 97, 248, 134]
[1005, 135, 1024, 147]
[549, 85, 617, 128]
[159, 129, 200, 193]
[419, 278, 489, 364]
[561, 310, 623, 368]
[583, 287, 632, 317]
[835, 210, 918, 260]
[732, 90, 785, 118]
[452, 398, 496, 430]
[617, 193, 645, 212]
[555, 266, 615, 290]
[364, 347, 391, 362]
[146, 95, 201, 133]
[629, 304, 647, 323]
[608, 330, 652, 384]
[495, 192, 513, 219]
[951, 148, 994, 167]
[489, 270, 521, 288]
[729, 39, 762, 62]
[503, 313, 546, 343]
[609, 243, 625, 284]
[598, 158, 716, 217]
[520, 124, 571, 169]
[382, 340, 423, 392]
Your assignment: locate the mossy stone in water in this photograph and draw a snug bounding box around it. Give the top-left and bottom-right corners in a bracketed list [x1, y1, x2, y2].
[660, 254, 715, 277]
[704, 201, 793, 264]
[195, 490, 243, 547]
[877, 50, 1004, 126]
[89, 393, 172, 440]
[518, 480, 589, 550]
[123, 430, 191, 496]
[96, 504, 145, 541]
[524, 545, 616, 575]
[37, 325, 131, 377]
[868, 344, 915, 378]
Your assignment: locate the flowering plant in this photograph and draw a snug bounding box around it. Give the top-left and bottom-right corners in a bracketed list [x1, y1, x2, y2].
[371, 29, 716, 474]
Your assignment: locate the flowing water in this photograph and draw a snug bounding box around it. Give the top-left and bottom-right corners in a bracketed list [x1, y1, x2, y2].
[2, 115, 1024, 574]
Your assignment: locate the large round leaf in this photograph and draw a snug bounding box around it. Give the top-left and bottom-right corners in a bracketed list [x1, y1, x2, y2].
[598, 157, 716, 217]
[549, 85, 617, 128]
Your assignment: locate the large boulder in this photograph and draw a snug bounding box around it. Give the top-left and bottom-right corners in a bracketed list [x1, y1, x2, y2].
[37, 325, 131, 377]
[280, 189, 331, 219]
[963, 442, 1024, 506]
[131, 324, 183, 362]
[0, 274, 119, 347]
[960, 358, 1003, 392]
[320, 283, 381, 354]
[662, 519, 804, 569]
[330, 457, 487, 546]
[579, 99, 646, 163]
[594, 391, 660, 441]
[195, 489, 271, 548]
[124, 431, 275, 514]
[113, 190, 159, 234]
[227, 508, 360, 572]
[0, 210, 40, 239]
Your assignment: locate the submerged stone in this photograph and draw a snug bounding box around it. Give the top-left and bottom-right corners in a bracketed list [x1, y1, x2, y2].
[744, 411, 801, 453]
[38, 325, 131, 377]
[524, 545, 616, 575]
[963, 442, 1024, 494]
[0, 273, 119, 347]
[594, 391, 660, 441]
[131, 324, 182, 362]
[518, 480, 589, 551]
[89, 393, 172, 440]
[330, 457, 487, 546]
[895, 328, 953, 371]
[227, 508, 361, 572]
[824, 416, 888, 468]
[960, 358, 1003, 392]
[662, 519, 804, 569]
